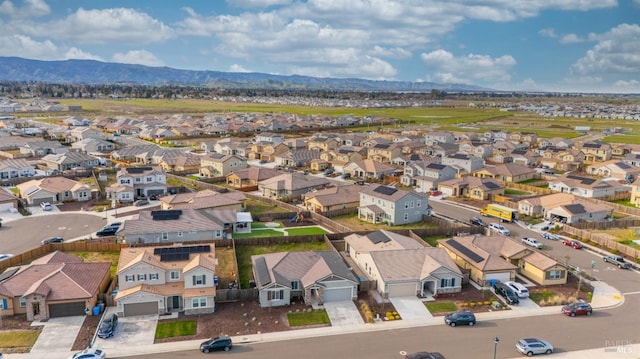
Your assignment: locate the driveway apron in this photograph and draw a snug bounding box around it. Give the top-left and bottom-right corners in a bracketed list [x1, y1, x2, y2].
[323, 301, 364, 326]
[30, 315, 86, 354]
[389, 297, 433, 324]
[95, 311, 159, 350]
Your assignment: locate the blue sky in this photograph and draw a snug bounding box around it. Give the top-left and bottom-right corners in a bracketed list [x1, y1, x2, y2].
[1, 0, 639, 93]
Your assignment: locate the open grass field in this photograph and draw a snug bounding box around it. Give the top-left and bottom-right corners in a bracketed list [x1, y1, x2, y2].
[70, 251, 120, 277]
[235, 241, 329, 288]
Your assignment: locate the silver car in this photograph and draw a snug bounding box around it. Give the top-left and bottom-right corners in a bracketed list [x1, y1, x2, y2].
[515, 338, 553, 356]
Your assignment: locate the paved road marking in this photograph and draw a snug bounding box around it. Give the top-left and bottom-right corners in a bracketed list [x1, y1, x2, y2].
[622, 291, 640, 295]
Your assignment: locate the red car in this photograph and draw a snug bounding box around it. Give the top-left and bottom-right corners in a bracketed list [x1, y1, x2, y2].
[561, 302, 592, 316]
[562, 239, 583, 249]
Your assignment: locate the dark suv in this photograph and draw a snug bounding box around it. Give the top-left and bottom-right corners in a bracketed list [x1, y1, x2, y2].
[444, 311, 476, 327]
[200, 336, 233, 353]
[96, 226, 118, 237]
[97, 313, 118, 339]
[494, 283, 519, 305]
[469, 217, 485, 227]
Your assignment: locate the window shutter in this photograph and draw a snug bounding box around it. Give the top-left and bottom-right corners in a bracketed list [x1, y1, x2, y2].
[1, 298, 7, 309]
[440, 278, 444, 287]
[193, 276, 196, 285]
[451, 278, 455, 287]
[203, 276, 206, 285]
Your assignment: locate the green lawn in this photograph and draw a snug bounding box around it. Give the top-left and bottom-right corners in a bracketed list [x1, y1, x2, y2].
[424, 301, 457, 314]
[529, 291, 557, 304]
[0, 330, 40, 349]
[245, 199, 290, 216]
[504, 189, 530, 195]
[155, 320, 197, 339]
[286, 227, 329, 236]
[421, 235, 450, 247]
[252, 222, 284, 229]
[233, 229, 284, 239]
[287, 310, 331, 327]
[236, 241, 329, 288]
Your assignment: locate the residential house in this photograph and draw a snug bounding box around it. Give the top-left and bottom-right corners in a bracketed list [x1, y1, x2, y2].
[200, 154, 248, 178]
[425, 131, 456, 145]
[577, 141, 612, 162]
[20, 141, 68, 157]
[41, 151, 100, 171]
[632, 184, 640, 207]
[17, 177, 91, 205]
[114, 244, 216, 317]
[420, 142, 460, 158]
[106, 166, 167, 203]
[345, 231, 462, 298]
[401, 161, 457, 193]
[343, 159, 397, 180]
[441, 153, 484, 174]
[273, 149, 321, 168]
[308, 134, 340, 152]
[509, 148, 540, 167]
[159, 154, 202, 174]
[367, 142, 402, 163]
[69, 127, 105, 142]
[251, 251, 358, 307]
[358, 185, 429, 225]
[258, 142, 289, 162]
[0, 158, 35, 180]
[438, 235, 567, 286]
[110, 145, 160, 163]
[226, 167, 281, 189]
[71, 138, 115, 154]
[517, 193, 614, 223]
[472, 163, 536, 183]
[438, 176, 504, 200]
[548, 173, 630, 199]
[303, 184, 363, 213]
[586, 160, 640, 182]
[160, 189, 246, 211]
[259, 173, 329, 201]
[0, 189, 18, 211]
[254, 132, 284, 144]
[0, 251, 110, 321]
[459, 140, 493, 159]
[622, 153, 640, 167]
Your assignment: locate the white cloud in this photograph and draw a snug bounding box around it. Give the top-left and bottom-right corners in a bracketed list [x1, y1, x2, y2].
[420, 49, 516, 84]
[0, 0, 49, 17]
[112, 50, 164, 67]
[229, 64, 250, 72]
[226, 0, 292, 8]
[64, 47, 104, 61]
[571, 24, 640, 75]
[614, 79, 640, 88]
[0, 34, 57, 59]
[538, 28, 557, 38]
[370, 46, 411, 59]
[0, 1, 16, 15]
[25, 8, 175, 45]
[559, 33, 584, 44]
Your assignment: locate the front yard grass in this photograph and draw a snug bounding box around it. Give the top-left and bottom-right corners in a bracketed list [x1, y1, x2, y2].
[528, 290, 557, 304]
[155, 320, 197, 339]
[0, 330, 40, 349]
[331, 213, 438, 231]
[70, 251, 120, 277]
[287, 310, 330, 327]
[286, 227, 329, 236]
[424, 301, 457, 314]
[236, 241, 329, 288]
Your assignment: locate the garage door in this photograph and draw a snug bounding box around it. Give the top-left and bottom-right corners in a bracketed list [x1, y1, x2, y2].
[323, 287, 353, 302]
[0, 203, 13, 212]
[123, 302, 158, 317]
[49, 302, 86, 318]
[485, 272, 511, 283]
[32, 198, 54, 206]
[388, 283, 417, 297]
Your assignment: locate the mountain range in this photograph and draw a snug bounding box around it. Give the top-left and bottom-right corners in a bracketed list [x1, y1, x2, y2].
[0, 56, 490, 92]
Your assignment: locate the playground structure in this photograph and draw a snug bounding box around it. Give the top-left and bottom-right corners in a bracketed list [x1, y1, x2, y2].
[290, 212, 304, 223]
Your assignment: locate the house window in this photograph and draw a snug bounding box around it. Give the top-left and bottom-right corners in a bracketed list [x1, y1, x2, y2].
[267, 289, 284, 301]
[410, 201, 414, 208]
[125, 275, 134, 282]
[170, 271, 180, 280]
[291, 281, 300, 290]
[216, 230, 221, 237]
[404, 213, 408, 220]
[149, 273, 159, 281]
[0, 299, 6, 310]
[405, 202, 409, 209]
[137, 274, 147, 281]
[162, 232, 168, 240]
[417, 200, 421, 207]
[546, 270, 565, 280]
[177, 232, 183, 237]
[19, 297, 27, 308]
[147, 176, 153, 182]
[135, 178, 141, 183]
[193, 275, 206, 285]
[192, 297, 207, 308]
[440, 278, 456, 287]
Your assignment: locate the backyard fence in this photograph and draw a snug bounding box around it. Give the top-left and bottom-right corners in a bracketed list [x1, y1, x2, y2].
[562, 225, 640, 261]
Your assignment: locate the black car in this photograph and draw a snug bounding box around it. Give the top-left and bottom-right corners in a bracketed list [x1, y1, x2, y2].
[41, 237, 64, 246]
[200, 336, 233, 353]
[469, 217, 485, 227]
[494, 283, 519, 305]
[444, 311, 476, 327]
[96, 226, 118, 237]
[97, 313, 118, 339]
[405, 352, 445, 359]
[134, 199, 149, 207]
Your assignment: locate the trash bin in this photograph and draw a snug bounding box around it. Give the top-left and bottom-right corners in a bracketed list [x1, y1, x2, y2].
[93, 306, 100, 316]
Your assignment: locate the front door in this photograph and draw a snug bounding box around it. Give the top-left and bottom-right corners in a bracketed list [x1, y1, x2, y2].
[32, 302, 40, 315]
[172, 296, 180, 309]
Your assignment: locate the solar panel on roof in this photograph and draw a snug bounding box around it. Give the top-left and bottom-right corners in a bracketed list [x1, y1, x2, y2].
[368, 231, 391, 244]
[617, 162, 631, 169]
[583, 143, 600, 148]
[485, 182, 500, 189]
[567, 175, 596, 185]
[373, 186, 398, 196]
[0, 267, 19, 283]
[160, 252, 190, 262]
[151, 210, 183, 220]
[447, 239, 484, 263]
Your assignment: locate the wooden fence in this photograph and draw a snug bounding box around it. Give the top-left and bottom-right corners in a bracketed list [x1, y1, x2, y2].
[562, 225, 640, 261]
[572, 218, 640, 230]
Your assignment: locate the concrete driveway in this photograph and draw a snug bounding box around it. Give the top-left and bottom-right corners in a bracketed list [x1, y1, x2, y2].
[30, 315, 85, 355]
[93, 309, 159, 350]
[324, 301, 364, 326]
[389, 296, 433, 324]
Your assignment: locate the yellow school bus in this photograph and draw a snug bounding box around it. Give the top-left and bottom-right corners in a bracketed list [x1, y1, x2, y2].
[480, 203, 518, 222]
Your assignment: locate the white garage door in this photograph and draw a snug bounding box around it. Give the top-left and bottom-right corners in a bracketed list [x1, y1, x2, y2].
[323, 287, 353, 302]
[388, 283, 417, 297]
[485, 272, 511, 283]
[0, 203, 14, 212]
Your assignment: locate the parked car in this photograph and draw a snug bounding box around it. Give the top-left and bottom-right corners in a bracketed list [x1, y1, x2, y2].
[341, 173, 351, 179]
[134, 199, 149, 207]
[97, 313, 118, 339]
[488, 223, 511, 236]
[41, 237, 64, 246]
[562, 239, 583, 249]
[0, 254, 14, 262]
[505, 281, 529, 298]
[68, 348, 106, 359]
[469, 217, 485, 227]
[515, 338, 553, 356]
[107, 222, 122, 228]
[541, 232, 559, 240]
[521, 237, 543, 249]
[603, 255, 632, 269]
[561, 301, 593, 317]
[96, 226, 118, 237]
[444, 311, 476, 327]
[40, 202, 52, 211]
[493, 282, 519, 305]
[405, 352, 446, 359]
[200, 336, 233, 353]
